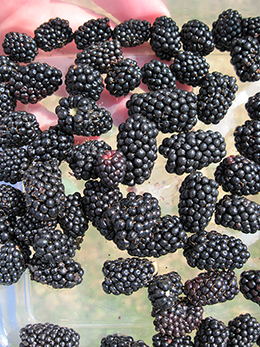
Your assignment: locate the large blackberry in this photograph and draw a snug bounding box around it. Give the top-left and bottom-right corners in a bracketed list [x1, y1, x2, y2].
[102, 257, 157, 295]
[0, 184, 26, 217]
[245, 91, 260, 120]
[112, 19, 151, 47]
[159, 129, 226, 175]
[197, 71, 238, 124]
[150, 16, 181, 61]
[126, 88, 197, 134]
[214, 154, 260, 196]
[183, 229, 250, 271]
[152, 333, 195, 347]
[0, 55, 19, 83]
[34, 17, 74, 51]
[241, 16, 260, 41]
[0, 82, 17, 114]
[100, 334, 134, 347]
[194, 317, 229, 347]
[2, 31, 38, 63]
[178, 171, 219, 233]
[116, 113, 158, 186]
[239, 269, 260, 306]
[184, 270, 239, 306]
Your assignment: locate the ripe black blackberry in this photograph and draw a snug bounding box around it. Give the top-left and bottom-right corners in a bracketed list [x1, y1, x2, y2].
[65, 63, 104, 101]
[184, 270, 239, 306]
[214, 154, 260, 196]
[239, 269, 260, 305]
[170, 50, 210, 87]
[152, 333, 195, 347]
[34, 17, 74, 51]
[178, 171, 219, 233]
[0, 82, 17, 114]
[241, 16, 260, 41]
[212, 9, 243, 52]
[8, 61, 62, 104]
[112, 19, 151, 47]
[245, 92, 260, 120]
[102, 257, 157, 295]
[75, 39, 123, 74]
[55, 95, 113, 137]
[126, 88, 197, 134]
[0, 184, 25, 217]
[100, 334, 134, 347]
[180, 19, 215, 56]
[65, 139, 111, 180]
[116, 113, 158, 186]
[0, 55, 19, 82]
[197, 71, 238, 124]
[150, 16, 181, 61]
[147, 271, 183, 311]
[183, 229, 250, 271]
[215, 194, 260, 234]
[159, 129, 226, 175]
[141, 59, 176, 91]
[0, 210, 16, 243]
[227, 313, 260, 347]
[19, 322, 80, 347]
[194, 317, 229, 347]
[2, 31, 38, 63]
[74, 17, 112, 50]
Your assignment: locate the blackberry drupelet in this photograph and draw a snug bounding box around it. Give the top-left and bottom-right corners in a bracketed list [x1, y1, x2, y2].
[112, 19, 151, 47]
[245, 91, 260, 120]
[0, 55, 19, 82]
[183, 229, 250, 271]
[180, 19, 215, 56]
[65, 63, 104, 101]
[116, 113, 158, 186]
[184, 270, 239, 306]
[74, 17, 112, 50]
[150, 16, 181, 61]
[0, 184, 26, 217]
[197, 71, 238, 124]
[100, 334, 133, 347]
[141, 59, 176, 91]
[152, 333, 195, 347]
[241, 16, 260, 41]
[215, 194, 260, 234]
[194, 317, 229, 347]
[0, 82, 17, 114]
[170, 50, 210, 87]
[34, 17, 74, 51]
[2, 32, 38, 63]
[214, 154, 260, 196]
[239, 269, 260, 306]
[159, 129, 226, 175]
[178, 171, 219, 233]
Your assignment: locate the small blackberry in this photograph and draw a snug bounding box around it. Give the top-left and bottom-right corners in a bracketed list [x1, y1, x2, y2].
[178, 171, 219, 233]
[150, 16, 181, 61]
[74, 17, 112, 50]
[102, 257, 157, 295]
[2, 31, 38, 63]
[184, 270, 239, 306]
[241, 16, 260, 41]
[0, 184, 26, 217]
[112, 19, 151, 47]
[0, 55, 19, 83]
[239, 269, 260, 306]
[152, 333, 195, 347]
[141, 59, 176, 91]
[214, 154, 260, 196]
[100, 334, 133, 347]
[0, 82, 17, 114]
[245, 92, 260, 120]
[159, 129, 226, 175]
[34, 17, 74, 51]
[194, 317, 229, 347]
[0, 210, 16, 243]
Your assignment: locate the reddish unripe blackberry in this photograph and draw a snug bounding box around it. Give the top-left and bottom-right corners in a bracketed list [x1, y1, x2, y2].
[0, 55, 19, 83]
[239, 269, 260, 306]
[152, 333, 195, 347]
[245, 91, 260, 120]
[194, 317, 229, 347]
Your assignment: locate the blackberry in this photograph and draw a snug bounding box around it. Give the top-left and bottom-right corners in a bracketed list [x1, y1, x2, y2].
[159, 129, 226, 175]
[241, 16, 260, 41]
[227, 313, 260, 347]
[147, 271, 183, 310]
[0, 82, 17, 114]
[194, 317, 229, 347]
[74, 17, 112, 50]
[126, 88, 197, 134]
[212, 9, 243, 52]
[65, 63, 104, 101]
[19, 322, 80, 347]
[66, 139, 111, 180]
[150, 16, 181, 61]
[116, 113, 158, 186]
[197, 71, 238, 124]
[23, 159, 66, 222]
[184, 270, 239, 306]
[214, 154, 260, 196]
[152, 333, 195, 347]
[8, 61, 62, 104]
[0, 110, 41, 148]
[178, 171, 219, 233]
[215, 194, 260, 234]
[2, 31, 38, 63]
[0, 184, 26, 217]
[100, 334, 133, 347]
[102, 257, 157, 295]
[0, 210, 16, 243]
[170, 50, 210, 87]
[75, 39, 123, 74]
[105, 58, 142, 97]
[239, 269, 260, 305]
[112, 19, 151, 47]
[0, 55, 19, 83]
[245, 91, 260, 120]
[141, 59, 176, 91]
[183, 229, 250, 271]
[34, 17, 74, 51]
[180, 19, 215, 56]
